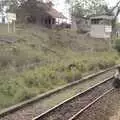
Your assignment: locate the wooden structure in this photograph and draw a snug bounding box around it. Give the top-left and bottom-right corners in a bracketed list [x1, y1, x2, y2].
[16, 1, 67, 28]
[90, 15, 113, 38]
[40, 8, 67, 28]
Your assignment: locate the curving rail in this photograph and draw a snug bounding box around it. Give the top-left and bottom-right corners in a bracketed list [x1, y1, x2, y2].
[0, 65, 117, 120]
[33, 77, 114, 120]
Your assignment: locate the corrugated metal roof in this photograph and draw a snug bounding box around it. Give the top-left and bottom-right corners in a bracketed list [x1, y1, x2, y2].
[47, 8, 67, 19]
[90, 15, 114, 20]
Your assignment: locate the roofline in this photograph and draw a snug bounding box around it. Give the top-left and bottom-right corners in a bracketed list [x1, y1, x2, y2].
[90, 15, 114, 20]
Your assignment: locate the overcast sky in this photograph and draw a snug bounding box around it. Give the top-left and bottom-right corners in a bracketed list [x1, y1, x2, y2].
[53, 0, 120, 22]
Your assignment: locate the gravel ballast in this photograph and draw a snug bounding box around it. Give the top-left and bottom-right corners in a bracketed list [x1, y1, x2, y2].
[73, 89, 120, 120]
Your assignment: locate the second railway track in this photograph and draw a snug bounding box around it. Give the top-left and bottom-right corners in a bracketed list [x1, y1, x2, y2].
[33, 77, 114, 120]
[0, 66, 116, 120]
[68, 88, 114, 120]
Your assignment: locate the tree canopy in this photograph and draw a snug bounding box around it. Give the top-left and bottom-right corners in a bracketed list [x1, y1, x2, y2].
[66, 0, 107, 17]
[0, 0, 26, 13]
[66, 0, 120, 38]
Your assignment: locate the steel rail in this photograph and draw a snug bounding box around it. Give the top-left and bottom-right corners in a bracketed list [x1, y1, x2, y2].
[68, 88, 114, 120]
[0, 66, 116, 118]
[32, 76, 113, 120]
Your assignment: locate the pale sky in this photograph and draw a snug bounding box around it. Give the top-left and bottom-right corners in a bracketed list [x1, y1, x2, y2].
[53, 0, 120, 22]
[106, 0, 118, 6]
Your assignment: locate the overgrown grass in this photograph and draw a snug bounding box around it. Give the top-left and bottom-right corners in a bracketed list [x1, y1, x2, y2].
[0, 24, 119, 109]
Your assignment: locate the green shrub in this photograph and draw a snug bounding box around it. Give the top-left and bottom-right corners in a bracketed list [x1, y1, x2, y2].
[114, 39, 120, 52]
[13, 88, 35, 102]
[0, 55, 13, 67]
[12, 47, 20, 55]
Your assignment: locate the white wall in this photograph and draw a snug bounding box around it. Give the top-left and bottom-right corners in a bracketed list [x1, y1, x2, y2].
[90, 25, 111, 38]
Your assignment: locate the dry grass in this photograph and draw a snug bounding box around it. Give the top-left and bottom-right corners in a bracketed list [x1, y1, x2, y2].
[0, 24, 119, 109]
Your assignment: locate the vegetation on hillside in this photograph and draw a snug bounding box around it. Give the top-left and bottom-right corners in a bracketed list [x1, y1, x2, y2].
[0, 24, 119, 109]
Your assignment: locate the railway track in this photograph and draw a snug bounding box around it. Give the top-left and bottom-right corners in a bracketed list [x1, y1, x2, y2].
[0, 66, 116, 120]
[33, 77, 114, 120]
[68, 88, 114, 120]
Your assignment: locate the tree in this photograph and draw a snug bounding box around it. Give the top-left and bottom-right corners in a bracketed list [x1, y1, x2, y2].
[66, 0, 120, 38]
[0, 0, 26, 13]
[109, 1, 120, 39]
[65, 0, 106, 18]
[114, 38, 120, 52]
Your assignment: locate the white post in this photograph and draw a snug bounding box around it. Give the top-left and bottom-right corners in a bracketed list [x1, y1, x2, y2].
[13, 20, 16, 32]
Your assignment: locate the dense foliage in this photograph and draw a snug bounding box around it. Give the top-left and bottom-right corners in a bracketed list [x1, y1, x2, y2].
[65, 0, 107, 17]
[114, 39, 120, 52]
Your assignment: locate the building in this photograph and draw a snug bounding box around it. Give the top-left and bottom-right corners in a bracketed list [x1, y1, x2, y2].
[41, 7, 67, 28]
[71, 16, 90, 32]
[16, 1, 67, 28]
[90, 14, 114, 39]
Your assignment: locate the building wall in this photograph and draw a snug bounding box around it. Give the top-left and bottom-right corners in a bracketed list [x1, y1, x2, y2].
[90, 25, 111, 38]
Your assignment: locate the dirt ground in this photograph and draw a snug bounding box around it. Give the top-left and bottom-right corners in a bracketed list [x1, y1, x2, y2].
[108, 89, 120, 120]
[109, 108, 120, 120]
[75, 89, 120, 120]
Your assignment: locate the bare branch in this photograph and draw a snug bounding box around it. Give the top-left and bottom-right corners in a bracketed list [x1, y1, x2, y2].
[109, 0, 120, 13]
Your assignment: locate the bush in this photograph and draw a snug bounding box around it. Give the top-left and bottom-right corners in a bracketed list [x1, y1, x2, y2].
[13, 88, 35, 102]
[114, 39, 120, 52]
[0, 55, 13, 67]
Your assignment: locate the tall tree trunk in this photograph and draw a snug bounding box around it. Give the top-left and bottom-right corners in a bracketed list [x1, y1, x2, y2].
[111, 8, 120, 40]
[111, 19, 117, 40]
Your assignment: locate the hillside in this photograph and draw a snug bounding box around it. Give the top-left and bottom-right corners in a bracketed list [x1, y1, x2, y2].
[0, 24, 119, 109]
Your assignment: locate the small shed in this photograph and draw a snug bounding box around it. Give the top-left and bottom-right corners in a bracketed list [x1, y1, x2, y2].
[16, 1, 67, 28]
[42, 8, 67, 28]
[90, 15, 114, 38]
